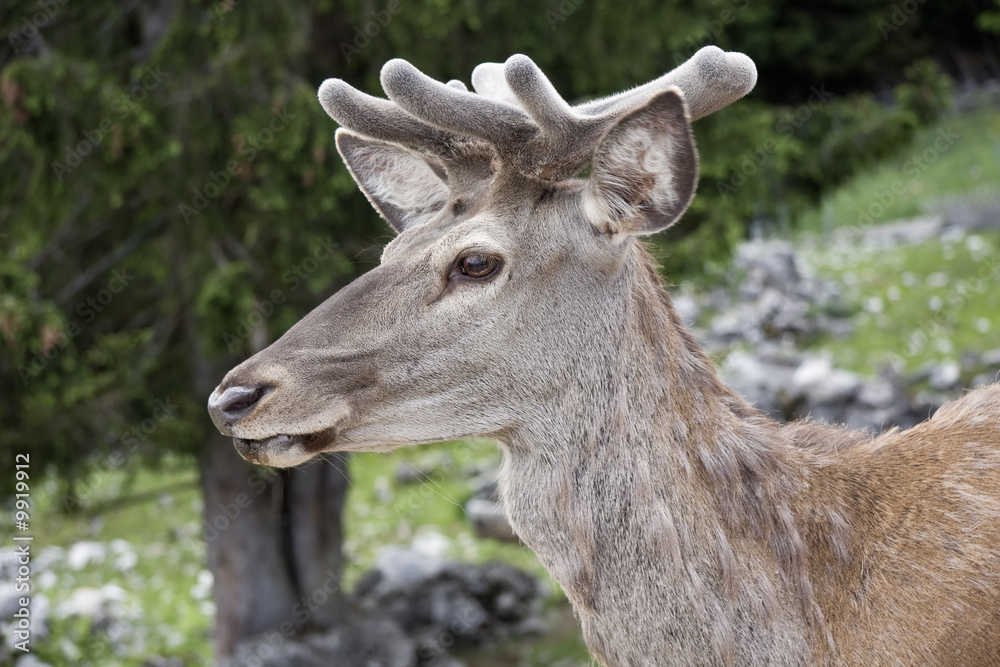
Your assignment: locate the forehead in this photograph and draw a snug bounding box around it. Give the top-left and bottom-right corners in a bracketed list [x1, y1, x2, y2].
[380, 177, 585, 264]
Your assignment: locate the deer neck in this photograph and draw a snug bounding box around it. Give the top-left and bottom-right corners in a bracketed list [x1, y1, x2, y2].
[497, 246, 819, 662]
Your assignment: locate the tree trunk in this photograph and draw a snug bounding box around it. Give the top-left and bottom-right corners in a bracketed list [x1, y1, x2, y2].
[197, 431, 350, 659]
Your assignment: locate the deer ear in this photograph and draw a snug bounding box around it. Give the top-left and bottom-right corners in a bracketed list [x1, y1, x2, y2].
[335, 129, 450, 234]
[584, 89, 698, 236]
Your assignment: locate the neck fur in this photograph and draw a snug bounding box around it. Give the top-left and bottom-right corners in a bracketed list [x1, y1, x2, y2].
[498, 244, 859, 665]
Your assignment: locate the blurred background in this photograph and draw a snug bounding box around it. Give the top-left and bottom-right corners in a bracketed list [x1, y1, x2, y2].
[1, 1, 999, 665]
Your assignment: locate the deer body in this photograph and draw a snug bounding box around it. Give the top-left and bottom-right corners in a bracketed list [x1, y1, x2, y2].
[208, 47, 1000, 665]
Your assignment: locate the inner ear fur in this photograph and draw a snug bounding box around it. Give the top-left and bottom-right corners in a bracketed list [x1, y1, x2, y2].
[584, 89, 699, 236]
[335, 129, 450, 234]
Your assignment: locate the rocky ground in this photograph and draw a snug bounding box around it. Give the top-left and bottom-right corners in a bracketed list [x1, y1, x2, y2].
[698, 236, 999, 433]
[225, 546, 546, 667]
[1, 540, 547, 667]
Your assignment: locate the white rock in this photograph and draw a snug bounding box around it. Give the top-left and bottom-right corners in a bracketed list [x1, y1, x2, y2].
[792, 357, 861, 404]
[929, 361, 961, 391]
[972, 373, 999, 388]
[114, 550, 138, 572]
[0, 588, 21, 617]
[33, 546, 64, 573]
[981, 349, 1000, 366]
[721, 349, 768, 382]
[67, 541, 106, 570]
[373, 546, 444, 596]
[672, 294, 700, 326]
[857, 379, 897, 409]
[37, 570, 57, 590]
[55, 585, 126, 620]
[190, 570, 213, 601]
[412, 530, 451, 558]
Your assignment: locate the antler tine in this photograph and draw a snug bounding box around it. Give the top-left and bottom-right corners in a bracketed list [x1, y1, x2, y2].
[317, 78, 459, 156]
[576, 46, 757, 121]
[502, 54, 579, 133]
[497, 55, 609, 179]
[380, 58, 538, 160]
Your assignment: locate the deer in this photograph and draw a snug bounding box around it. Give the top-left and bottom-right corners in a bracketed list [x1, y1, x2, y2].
[207, 46, 1000, 666]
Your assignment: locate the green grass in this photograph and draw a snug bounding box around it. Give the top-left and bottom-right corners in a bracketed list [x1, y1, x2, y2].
[31, 460, 202, 550]
[799, 107, 1000, 233]
[345, 441, 592, 666]
[800, 230, 1000, 376]
[344, 441, 543, 586]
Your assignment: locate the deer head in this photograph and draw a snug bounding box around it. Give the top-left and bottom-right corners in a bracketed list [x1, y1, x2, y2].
[207, 47, 757, 468]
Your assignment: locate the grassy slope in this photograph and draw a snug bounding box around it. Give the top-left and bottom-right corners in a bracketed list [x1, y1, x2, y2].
[347, 442, 593, 666]
[24, 460, 211, 666]
[795, 105, 1000, 375]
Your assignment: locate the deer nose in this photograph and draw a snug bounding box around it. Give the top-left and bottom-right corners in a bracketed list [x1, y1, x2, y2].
[207, 385, 272, 432]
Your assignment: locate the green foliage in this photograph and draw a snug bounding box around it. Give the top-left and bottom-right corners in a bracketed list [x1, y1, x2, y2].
[977, 0, 1000, 33]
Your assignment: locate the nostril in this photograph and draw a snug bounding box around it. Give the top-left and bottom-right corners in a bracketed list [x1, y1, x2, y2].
[217, 385, 272, 421]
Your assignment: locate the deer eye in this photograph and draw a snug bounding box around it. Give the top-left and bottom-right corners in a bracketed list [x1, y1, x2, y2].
[454, 253, 500, 280]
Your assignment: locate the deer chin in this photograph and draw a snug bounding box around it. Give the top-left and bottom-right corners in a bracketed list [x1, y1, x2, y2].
[232, 429, 337, 468]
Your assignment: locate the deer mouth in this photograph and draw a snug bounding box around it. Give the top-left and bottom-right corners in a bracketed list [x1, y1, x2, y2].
[232, 429, 337, 467]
